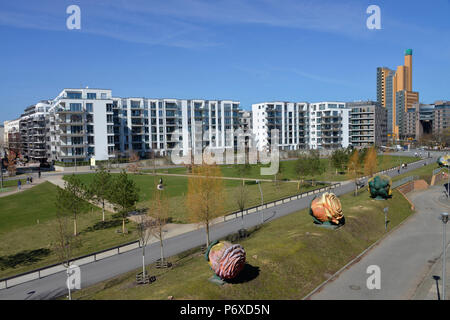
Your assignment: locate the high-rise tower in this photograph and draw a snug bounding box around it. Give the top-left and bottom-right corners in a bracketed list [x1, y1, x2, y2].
[376, 49, 419, 141]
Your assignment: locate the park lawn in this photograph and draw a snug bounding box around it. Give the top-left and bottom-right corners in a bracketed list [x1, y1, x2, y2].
[153, 155, 418, 182]
[0, 182, 138, 279]
[71, 187, 414, 300]
[69, 173, 326, 223]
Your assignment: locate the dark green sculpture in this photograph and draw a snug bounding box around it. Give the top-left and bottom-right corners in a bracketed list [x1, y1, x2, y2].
[368, 175, 392, 200]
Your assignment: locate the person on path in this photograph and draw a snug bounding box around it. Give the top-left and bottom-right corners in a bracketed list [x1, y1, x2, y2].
[18, 179, 21, 191]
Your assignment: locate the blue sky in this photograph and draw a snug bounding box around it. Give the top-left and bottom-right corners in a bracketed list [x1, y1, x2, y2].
[1, 0, 449, 123]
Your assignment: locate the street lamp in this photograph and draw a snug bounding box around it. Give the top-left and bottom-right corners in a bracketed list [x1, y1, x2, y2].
[256, 180, 264, 224]
[441, 212, 448, 300]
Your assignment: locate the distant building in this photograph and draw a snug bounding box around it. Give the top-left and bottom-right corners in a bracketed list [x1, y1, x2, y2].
[252, 102, 309, 151]
[402, 102, 450, 141]
[308, 102, 350, 150]
[3, 119, 21, 154]
[377, 49, 419, 141]
[347, 101, 387, 147]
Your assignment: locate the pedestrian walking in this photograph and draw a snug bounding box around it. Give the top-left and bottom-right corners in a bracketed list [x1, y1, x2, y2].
[30, 176, 33, 184]
[26, 176, 29, 185]
[18, 179, 21, 191]
[38, 169, 41, 179]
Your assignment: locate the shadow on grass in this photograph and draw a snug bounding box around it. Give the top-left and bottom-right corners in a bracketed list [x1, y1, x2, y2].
[225, 264, 260, 284]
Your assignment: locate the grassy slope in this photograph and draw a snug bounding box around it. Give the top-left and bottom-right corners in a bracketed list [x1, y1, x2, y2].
[72, 188, 413, 300]
[154, 155, 417, 181]
[0, 182, 137, 278]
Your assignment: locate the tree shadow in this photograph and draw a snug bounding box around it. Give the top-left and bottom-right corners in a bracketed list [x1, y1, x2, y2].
[225, 263, 260, 284]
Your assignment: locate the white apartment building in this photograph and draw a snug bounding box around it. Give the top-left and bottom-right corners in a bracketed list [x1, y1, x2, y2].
[14, 88, 244, 163]
[47, 88, 115, 163]
[308, 102, 350, 149]
[252, 101, 349, 151]
[252, 102, 309, 151]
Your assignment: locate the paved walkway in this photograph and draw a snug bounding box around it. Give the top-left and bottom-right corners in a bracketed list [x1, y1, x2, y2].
[310, 185, 450, 300]
[0, 178, 46, 198]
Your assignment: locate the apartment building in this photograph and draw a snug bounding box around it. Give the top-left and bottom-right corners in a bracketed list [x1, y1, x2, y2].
[252, 102, 309, 151]
[404, 102, 450, 141]
[347, 101, 387, 147]
[18, 102, 51, 162]
[12, 88, 242, 164]
[3, 119, 21, 153]
[308, 102, 349, 150]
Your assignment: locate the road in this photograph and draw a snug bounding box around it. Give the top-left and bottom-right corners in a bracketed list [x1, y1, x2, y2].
[310, 186, 450, 300]
[0, 154, 438, 300]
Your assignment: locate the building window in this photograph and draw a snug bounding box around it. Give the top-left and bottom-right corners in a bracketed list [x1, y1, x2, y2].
[86, 103, 93, 112]
[87, 93, 97, 99]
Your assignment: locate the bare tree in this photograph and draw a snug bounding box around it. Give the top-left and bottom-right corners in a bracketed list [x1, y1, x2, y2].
[149, 186, 169, 265]
[127, 151, 141, 174]
[234, 183, 249, 228]
[136, 213, 152, 279]
[53, 210, 80, 300]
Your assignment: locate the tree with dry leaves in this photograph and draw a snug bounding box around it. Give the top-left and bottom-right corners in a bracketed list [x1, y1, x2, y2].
[348, 149, 361, 196]
[364, 146, 378, 177]
[127, 151, 141, 174]
[6, 150, 16, 177]
[186, 164, 224, 247]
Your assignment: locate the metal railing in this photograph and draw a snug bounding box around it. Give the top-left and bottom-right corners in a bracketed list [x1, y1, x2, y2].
[223, 182, 341, 222]
[0, 240, 140, 290]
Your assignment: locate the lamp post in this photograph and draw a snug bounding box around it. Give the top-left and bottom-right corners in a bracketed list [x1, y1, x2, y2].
[256, 180, 264, 224]
[441, 212, 448, 300]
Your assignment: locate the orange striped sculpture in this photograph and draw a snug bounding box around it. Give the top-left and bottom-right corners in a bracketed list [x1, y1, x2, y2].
[205, 241, 246, 280]
[309, 192, 344, 226]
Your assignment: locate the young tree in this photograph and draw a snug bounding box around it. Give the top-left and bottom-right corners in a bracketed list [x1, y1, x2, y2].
[308, 150, 325, 186]
[53, 210, 80, 300]
[186, 164, 224, 247]
[56, 175, 88, 236]
[331, 149, 349, 174]
[295, 154, 312, 191]
[348, 149, 361, 195]
[149, 186, 169, 265]
[136, 212, 152, 278]
[6, 150, 16, 177]
[364, 146, 378, 177]
[127, 151, 141, 174]
[87, 165, 112, 222]
[234, 183, 249, 228]
[109, 170, 140, 234]
[236, 163, 251, 186]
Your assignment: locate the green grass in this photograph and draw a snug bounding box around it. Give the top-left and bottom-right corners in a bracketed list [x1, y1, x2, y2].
[0, 182, 138, 278]
[152, 155, 418, 181]
[71, 187, 414, 300]
[69, 173, 326, 223]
